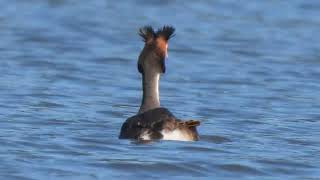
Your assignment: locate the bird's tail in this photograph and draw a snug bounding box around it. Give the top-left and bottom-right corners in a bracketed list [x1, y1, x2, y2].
[179, 120, 200, 127]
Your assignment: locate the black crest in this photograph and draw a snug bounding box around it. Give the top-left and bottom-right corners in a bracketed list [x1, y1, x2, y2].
[156, 26, 175, 41]
[139, 25, 175, 42]
[139, 26, 156, 43]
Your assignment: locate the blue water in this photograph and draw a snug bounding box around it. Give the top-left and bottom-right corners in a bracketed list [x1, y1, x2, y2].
[1, 0, 320, 179]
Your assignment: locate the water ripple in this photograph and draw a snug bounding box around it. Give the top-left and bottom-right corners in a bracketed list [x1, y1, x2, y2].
[1, 0, 319, 179]
[217, 164, 266, 175]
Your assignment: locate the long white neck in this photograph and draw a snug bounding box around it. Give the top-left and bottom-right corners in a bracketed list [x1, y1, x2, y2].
[138, 70, 160, 114]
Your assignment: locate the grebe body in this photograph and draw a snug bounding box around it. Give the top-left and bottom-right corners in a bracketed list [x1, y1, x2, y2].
[119, 108, 199, 141]
[119, 26, 200, 141]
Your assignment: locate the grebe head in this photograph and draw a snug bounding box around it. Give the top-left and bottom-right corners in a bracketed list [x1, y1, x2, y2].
[137, 25, 175, 74]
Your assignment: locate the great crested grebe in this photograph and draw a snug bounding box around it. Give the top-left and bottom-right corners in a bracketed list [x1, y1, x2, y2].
[119, 25, 200, 141]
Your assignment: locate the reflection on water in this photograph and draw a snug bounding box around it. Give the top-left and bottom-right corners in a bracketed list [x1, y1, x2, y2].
[1, 0, 320, 179]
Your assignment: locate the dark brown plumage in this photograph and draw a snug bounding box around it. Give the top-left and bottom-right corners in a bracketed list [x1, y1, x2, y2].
[119, 108, 174, 140]
[119, 108, 200, 141]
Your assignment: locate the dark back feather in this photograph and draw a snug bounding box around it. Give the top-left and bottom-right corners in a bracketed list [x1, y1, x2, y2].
[119, 108, 177, 140]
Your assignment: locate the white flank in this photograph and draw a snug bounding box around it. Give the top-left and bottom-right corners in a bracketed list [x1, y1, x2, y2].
[161, 130, 190, 141]
[140, 131, 151, 140]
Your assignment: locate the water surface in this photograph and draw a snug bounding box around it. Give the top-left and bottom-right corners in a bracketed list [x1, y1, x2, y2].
[0, 0, 320, 179]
